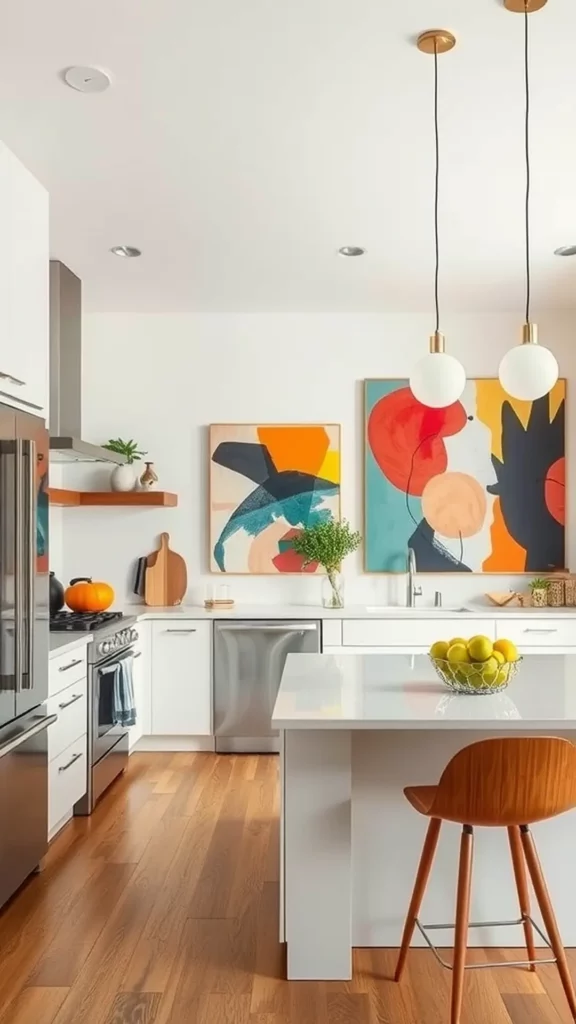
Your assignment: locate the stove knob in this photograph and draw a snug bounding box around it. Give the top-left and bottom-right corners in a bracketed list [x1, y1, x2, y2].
[100, 640, 112, 655]
[129, 628, 138, 642]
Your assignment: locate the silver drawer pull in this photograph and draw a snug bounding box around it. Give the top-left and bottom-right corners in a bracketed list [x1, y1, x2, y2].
[523, 628, 558, 634]
[58, 751, 83, 773]
[58, 693, 83, 710]
[0, 389, 42, 410]
[0, 371, 25, 386]
[58, 657, 83, 672]
[165, 629, 197, 634]
[133, 651, 142, 659]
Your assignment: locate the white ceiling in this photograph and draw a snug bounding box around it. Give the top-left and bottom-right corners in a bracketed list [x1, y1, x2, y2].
[0, 0, 575, 313]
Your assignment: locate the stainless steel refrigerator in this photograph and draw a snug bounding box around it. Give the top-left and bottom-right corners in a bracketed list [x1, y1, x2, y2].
[0, 403, 52, 909]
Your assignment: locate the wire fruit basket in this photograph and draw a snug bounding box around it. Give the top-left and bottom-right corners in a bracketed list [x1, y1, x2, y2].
[430, 655, 522, 695]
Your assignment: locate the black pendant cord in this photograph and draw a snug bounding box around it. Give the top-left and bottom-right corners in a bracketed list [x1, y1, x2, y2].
[434, 44, 440, 334]
[524, 3, 531, 325]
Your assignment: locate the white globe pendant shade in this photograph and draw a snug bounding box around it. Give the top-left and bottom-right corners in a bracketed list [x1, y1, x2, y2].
[409, 351, 466, 409]
[498, 329, 559, 401]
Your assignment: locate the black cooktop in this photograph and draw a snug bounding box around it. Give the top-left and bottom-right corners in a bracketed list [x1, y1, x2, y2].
[50, 611, 124, 632]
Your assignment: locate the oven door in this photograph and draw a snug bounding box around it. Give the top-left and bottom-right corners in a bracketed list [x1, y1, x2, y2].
[91, 651, 133, 765]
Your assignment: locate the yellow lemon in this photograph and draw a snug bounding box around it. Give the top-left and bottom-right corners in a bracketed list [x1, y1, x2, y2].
[493, 650, 506, 666]
[430, 640, 449, 660]
[496, 665, 511, 686]
[493, 638, 519, 663]
[447, 643, 471, 667]
[479, 656, 500, 685]
[467, 635, 494, 662]
[448, 637, 467, 648]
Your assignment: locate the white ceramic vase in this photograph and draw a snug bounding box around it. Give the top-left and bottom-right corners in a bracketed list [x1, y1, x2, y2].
[110, 463, 137, 492]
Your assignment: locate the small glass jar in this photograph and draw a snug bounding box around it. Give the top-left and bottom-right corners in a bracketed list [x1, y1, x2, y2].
[322, 569, 345, 609]
[547, 578, 565, 608]
[565, 579, 576, 607]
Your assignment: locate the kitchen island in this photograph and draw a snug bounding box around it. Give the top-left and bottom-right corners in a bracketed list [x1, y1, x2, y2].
[272, 652, 576, 980]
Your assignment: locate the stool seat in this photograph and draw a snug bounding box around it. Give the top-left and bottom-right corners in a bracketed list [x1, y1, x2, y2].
[404, 785, 437, 815]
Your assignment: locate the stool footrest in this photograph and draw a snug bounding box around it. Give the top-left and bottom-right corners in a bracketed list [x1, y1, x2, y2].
[415, 915, 556, 971]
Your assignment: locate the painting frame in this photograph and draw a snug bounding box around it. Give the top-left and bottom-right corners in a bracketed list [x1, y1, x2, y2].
[363, 378, 566, 575]
[209, 422, 342, 575]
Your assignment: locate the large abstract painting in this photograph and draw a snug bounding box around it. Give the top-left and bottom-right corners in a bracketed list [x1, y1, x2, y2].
[210, 424, 340, 573]
[364, 379, 565, 574]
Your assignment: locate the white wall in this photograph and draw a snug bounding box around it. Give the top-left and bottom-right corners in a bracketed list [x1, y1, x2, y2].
[55, 312, 575, 608]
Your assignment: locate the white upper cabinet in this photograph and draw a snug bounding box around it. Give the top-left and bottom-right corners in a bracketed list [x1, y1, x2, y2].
[151, 621, 212, 735]
[0, 142, 49, 418]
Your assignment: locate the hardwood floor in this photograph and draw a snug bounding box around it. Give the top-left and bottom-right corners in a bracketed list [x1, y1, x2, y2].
[0, 752, 575, 1023]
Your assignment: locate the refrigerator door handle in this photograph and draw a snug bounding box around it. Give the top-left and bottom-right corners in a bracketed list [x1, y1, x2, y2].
[0, 713, 57, 760]
[21, 440, 35, 692]
[14, 439, 24, 694]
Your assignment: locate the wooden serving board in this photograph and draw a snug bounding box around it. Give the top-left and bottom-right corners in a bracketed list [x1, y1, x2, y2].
[145, 532, 187, 606]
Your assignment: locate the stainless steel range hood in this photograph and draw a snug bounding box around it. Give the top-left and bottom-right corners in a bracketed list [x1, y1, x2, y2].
[49, 262, 125, 464]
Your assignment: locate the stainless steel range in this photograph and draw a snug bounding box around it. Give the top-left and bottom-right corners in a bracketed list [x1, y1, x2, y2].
[73, 616, 138, 815]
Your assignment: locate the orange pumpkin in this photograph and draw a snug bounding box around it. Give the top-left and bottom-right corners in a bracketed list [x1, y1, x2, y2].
[65, 577, 115, 613]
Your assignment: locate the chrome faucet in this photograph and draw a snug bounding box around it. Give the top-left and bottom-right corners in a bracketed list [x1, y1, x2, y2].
[407, 548, 423, 607]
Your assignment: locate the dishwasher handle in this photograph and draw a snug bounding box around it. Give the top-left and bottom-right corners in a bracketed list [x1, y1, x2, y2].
[217, 623, 318, 632]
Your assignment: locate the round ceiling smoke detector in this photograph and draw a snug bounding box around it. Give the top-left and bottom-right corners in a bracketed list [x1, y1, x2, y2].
[338, 246, 365, 257]
[110, 246, 142, 258]
[63, 66, 111, 93]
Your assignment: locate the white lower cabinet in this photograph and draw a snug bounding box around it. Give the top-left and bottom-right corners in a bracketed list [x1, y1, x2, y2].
[129, 621, 151, 749]
[47, 666, 88, 839]
[49, 737, 87, 837]
[151, 621, 212, 735]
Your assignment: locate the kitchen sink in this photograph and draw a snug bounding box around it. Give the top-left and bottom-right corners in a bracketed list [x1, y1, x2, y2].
[365, 606, 470, 615]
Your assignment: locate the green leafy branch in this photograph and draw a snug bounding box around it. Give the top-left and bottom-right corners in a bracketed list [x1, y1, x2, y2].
[291, 519, 362, 573]
[102, 438, 147, 464]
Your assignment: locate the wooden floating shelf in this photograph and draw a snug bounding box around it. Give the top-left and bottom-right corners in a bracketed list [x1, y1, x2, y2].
[48, 488, 178, 508]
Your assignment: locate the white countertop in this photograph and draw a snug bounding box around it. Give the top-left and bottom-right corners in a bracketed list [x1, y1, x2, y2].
[49, 632, 93, 658]
[118, 602, 576, 621]
[272, 652, 576, 730]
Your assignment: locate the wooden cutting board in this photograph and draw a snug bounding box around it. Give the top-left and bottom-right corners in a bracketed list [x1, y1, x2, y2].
[145, 532, 187, 606]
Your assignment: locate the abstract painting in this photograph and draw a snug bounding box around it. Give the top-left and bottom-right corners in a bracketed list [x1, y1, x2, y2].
[364, 379, 565, 574]
[210, 424, 340, 573]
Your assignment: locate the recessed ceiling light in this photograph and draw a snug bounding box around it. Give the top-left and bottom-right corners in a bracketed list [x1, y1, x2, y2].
[554, 244, 576, 257]
[110, 246, 142, 258]
[63, 66, 111, 93]
[338, 246, 365, 257]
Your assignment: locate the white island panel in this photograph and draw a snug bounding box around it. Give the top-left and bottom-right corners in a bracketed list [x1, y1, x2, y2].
[275, 653, 576, 980]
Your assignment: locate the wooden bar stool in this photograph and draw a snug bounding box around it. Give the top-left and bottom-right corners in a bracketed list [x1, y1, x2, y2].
[395, 737, 576, 1023]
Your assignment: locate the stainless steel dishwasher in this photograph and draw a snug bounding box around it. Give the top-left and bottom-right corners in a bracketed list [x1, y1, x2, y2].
[213, 620, 321, 753]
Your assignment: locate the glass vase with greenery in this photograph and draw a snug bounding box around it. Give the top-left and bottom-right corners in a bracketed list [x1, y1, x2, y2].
[529, 577, 550, 608]
[102, 438, 147, 464]
[291, 519, 362, 608]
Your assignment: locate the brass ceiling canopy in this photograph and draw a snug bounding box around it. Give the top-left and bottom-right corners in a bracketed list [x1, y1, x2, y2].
[416, 30, 456, 55]
[504, 0, 548, 12]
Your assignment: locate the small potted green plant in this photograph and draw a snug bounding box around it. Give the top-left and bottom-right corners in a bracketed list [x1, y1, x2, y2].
[103, 438, 147, 492]
[291, 519, 362, 608]
[529, 577, 550, 608]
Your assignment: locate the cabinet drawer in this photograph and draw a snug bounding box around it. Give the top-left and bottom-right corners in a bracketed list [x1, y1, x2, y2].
[342, 619, 495, 648]
[47, 677, 87, 763]
[49, 735, 87, 833]
[495, 619, 576, 647]
[49, 647, 88, 697]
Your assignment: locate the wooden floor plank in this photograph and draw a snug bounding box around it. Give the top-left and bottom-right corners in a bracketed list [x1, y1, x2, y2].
[0, 987, 69, 1024]
[0, 753, 573, 1024]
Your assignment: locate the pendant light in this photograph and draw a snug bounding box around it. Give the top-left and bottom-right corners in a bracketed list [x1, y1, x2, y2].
[498, 0, 558, 401]
[409, 30, 466, 409]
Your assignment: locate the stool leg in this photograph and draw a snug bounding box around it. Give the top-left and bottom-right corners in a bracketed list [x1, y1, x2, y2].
[394, 817, 441, 982]
[451, 825, 473, 1024]
[507, 825, 536, 971]
[520, 826, 576, 1021]
[520, 827, 573, 1019]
